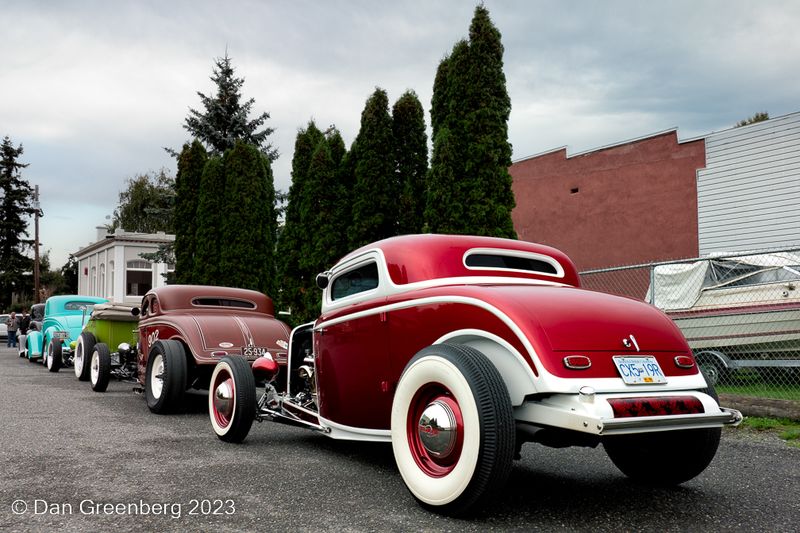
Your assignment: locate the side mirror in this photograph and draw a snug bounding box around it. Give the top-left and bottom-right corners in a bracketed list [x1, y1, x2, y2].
[316, 272, 329, 290]
[131, 307, 140, 317]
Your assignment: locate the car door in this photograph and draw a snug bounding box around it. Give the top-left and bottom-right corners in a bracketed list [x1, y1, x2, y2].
[314, 257, 391, 430]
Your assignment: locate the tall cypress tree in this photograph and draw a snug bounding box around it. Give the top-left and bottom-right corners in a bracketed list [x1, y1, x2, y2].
[426, 40, 468, 234]
[306, 131, 351, 272]
[349, 88, 397, 249]
[0, 136, 34, 309]
[392, 91, 429, 234]
[326, 128, 353, 260]
[174, 140, 207, 284]
[193, 156, 225, 285]
[218, 141, 276, 294]
[276, 122, 324, 321]
[426, 6, 516, 238]
[298, 141, 341, 319]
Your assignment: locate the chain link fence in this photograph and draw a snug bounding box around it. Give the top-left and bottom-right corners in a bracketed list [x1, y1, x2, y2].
[580, 249, 800, 402]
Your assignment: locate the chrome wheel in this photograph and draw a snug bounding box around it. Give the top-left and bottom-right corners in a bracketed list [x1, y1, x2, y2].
[208, 356, 256, 443]
[75, 346, 85, 378]
[150, 354, 164, 400]
[212, 368, 235, 430]
[90, 351, 100, 385]
[409, 387, 464, 477]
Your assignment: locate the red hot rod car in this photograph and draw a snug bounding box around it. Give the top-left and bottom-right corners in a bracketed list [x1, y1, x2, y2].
[208, 234, 742, 515]
[135, 285, 290, 414]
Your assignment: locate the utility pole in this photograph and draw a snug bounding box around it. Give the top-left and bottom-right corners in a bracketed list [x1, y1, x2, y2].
[33, 185, 41, 303]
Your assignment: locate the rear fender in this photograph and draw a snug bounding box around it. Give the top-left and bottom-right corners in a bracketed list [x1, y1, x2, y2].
[434, 329, 538, 406]
[27, 330, 43, 356]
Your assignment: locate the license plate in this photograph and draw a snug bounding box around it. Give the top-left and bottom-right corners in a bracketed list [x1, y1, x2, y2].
[613, 356, 667, 384]
[242, 346, 269, 358]
[53, 331, 69, 340]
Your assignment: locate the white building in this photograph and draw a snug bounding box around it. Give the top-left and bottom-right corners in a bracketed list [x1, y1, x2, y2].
[74, 227, 174, 304]
[697, 111, 800, 255]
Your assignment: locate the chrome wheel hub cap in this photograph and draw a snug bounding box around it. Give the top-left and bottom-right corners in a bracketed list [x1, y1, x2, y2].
[90, 352, 99, 383]
[150, 355, 164, 399]
[214, 378, 234, 419]
[417, 400, 458, 459]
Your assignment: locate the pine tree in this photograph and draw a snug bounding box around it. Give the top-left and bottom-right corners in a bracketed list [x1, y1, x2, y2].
[193, 156, 225, 285]
[0, 136, 34, 309]
[349, 88, 397, 249]
[174, 141, 208, 284]
[184, 53, 278, 160]
[214, 142, 277, 294]
[426, 6, 516, 238]
[392, 91, 429, 234]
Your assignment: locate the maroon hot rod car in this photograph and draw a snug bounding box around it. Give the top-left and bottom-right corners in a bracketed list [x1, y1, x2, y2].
[208, 234, 742, 515]
[136, 285, 290, 414]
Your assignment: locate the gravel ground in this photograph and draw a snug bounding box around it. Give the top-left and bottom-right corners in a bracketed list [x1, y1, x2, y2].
[0, 346, 797, 532]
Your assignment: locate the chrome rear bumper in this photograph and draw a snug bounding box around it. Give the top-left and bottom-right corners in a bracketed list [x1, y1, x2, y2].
[514, 392, 743, 436]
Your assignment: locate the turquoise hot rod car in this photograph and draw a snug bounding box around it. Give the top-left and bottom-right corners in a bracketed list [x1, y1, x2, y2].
[25, 295, 108, 371]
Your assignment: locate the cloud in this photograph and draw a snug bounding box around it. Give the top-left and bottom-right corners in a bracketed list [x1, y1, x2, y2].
[2, 0, 799, 267]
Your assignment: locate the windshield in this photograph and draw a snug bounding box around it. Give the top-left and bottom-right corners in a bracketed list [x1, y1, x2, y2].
[705, 260, 800, 289]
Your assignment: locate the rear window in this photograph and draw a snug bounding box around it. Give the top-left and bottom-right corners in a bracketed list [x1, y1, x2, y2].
[65, 302, 99, 311]
[191, 298, 256, 309]
[464, 250, 561, 276]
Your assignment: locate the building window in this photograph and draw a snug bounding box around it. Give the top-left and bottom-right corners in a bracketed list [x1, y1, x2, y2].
[109, 261, 115, 297]
[99, 264, 105, 297]
[126, 260, 153, 296]
[91, 266, 97, 295]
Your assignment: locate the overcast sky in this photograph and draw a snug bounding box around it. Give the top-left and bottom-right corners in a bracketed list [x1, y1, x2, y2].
[3, 0, 799, 268]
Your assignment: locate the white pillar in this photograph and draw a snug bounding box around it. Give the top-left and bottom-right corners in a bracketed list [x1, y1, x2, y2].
[114, 245, 125, 303]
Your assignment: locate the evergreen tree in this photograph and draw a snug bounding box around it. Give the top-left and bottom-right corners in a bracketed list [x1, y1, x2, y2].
[426, 40, 469, 233]
[174, 141, 208, 284]
[392, 91, 429, 234]
[0, 136, 34, 309]
[736, 111, 769, 127]
[193, 156, 225, 285]
[336, 139, 357, 228]
[426, 6, 516, 238]
[60, 256, 78, 294]
[297, 141, 340, 319]
[307, 131, 351, 274]
[349, 88, 397, 248]
[325, 128, 353, 260]
[184, 53, 278, 160]
[218, 141, 277, 294]
[276, 122, 324, 322]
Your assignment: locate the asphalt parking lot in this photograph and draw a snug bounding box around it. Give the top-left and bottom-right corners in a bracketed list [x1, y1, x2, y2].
[0, 345, 798, 532]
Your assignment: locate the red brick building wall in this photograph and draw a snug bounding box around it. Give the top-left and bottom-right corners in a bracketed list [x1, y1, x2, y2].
[510, 130, 705, 272]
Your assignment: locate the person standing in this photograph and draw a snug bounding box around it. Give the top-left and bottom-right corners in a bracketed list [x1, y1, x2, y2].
[18, 309, 30, 357]
[6, 312, 19, 348]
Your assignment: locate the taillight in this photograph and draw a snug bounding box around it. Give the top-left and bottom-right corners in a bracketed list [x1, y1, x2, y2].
[674, 355, 695, 369]
[563, 355, 592, 370]
[608, 396, 704, 418]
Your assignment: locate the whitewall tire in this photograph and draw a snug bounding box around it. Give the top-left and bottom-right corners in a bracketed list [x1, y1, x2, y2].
[391, 344, 514, 516]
